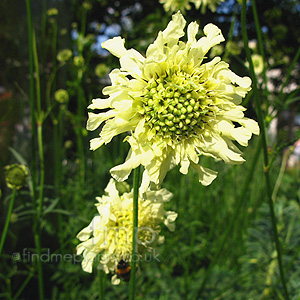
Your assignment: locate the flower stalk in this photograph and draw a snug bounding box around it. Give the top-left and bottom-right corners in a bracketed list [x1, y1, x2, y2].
[129, 167, 141, 300]
[25, 1, 45, 299]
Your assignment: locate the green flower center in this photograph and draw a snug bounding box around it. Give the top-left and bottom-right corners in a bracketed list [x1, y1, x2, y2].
[141, 68, 216, 141]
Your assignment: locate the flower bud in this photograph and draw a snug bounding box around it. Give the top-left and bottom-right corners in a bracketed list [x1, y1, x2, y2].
[5, 164, 29, 190]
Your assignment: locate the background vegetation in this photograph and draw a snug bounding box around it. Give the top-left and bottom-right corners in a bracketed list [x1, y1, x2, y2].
[0, 0, 299, 299]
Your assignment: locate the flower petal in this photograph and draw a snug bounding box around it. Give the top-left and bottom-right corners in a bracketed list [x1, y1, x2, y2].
[191, 162, 218, 186]
[102, 36, 127, 58]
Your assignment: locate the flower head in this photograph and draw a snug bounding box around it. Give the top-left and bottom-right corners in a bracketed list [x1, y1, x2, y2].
[87, 12, 259, 189]
[54, 89, 69, 104]
[246, 54, 264, 75]
[4, 164, 29, 190]
[76, 179, 177, 283]
[57, 49, 72, 62]
[159, 0, 224, 14]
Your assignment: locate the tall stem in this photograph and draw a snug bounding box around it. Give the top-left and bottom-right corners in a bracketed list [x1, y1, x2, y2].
[25, 0, 37, 198]
[129, 167, 141, 300]
[25, 2, 45, 298]
[241, 1, 290, 299]
[0, 188, 17, 254]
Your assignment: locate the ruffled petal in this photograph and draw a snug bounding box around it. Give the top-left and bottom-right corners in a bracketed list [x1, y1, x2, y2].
[86, 111, 116, 131]
[190, 162, 218, 186]
[102, 36, 127, 58]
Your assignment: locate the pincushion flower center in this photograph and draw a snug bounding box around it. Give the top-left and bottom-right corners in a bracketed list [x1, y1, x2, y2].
[141, 67, 217, 141]
[111, 206, 133, 230]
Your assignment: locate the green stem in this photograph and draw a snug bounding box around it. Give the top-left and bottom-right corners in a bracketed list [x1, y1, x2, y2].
[25, 0, 37, 198]
[37, 124, 45, 218]
[27, 4, 45, 299]
[0, 188, 17, 254]
[129, 167, 141, 300]
[98, 268, 105, 300]
[241, 1, 290, 299]
[272, 148, 290, 202]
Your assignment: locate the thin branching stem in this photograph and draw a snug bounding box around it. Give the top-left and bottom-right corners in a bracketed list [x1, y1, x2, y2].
[241, 1, 290, 299]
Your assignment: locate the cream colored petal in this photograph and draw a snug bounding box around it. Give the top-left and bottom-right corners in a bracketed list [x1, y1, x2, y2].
[220, 70, 252, 89]
[77, 216, 101, 241]
[100, 118, 135, 145]
[146, 11, 186, 57]
[110, 149, 142, 182]
[216, 119, 252, 146]
[120, 49, 145, 77]
[90, 137, 104, 150]
[238, 118, 260, 135]
[87, 98, 111, 109]
[82, 251, 97, 273]
[155, 188, 173, 202]
[179, 159, 190, 174]
[101, 36, 127, 58]
[195, 23, 225, 56]
[163, 11, 186, 42]
[190, 162, 218, 186]
[111, 274, 121, 285]
[76, 243, 85, 255]
[164, 211, 178, 231]
[187, 21, 199, 44]
[203, 133, 245, 163]
[140, 170, 151, 195]
[86, 111, 116, 131]
[104, 178, 120, 199]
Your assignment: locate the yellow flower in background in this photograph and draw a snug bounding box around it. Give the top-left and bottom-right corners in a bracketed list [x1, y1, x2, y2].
[246, 54, 264, 75]
[159, 0, 224, 14]
[76, 179, 177, 284]
[57, 49, 72, 62]
[87, 12, 259, 189]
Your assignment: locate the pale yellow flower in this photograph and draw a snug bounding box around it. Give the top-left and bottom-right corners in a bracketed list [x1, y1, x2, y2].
[87, 12, 259, 189]
[246, 54, 264, 75]
[159, 0, 224, 14]
[76, 179, 177, 284]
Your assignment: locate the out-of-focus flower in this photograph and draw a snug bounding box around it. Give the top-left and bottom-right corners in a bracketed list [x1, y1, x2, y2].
[225, 41, 242, 56]
[47, 8, 58, 16]
[87, 12, 259, 190]
[82, 1, 92, 10]
[60, 28, 68, 36]
[95, 63, 110, 78]
[160, 0, 224, 14]
[209, 44, 224, 58]
[74, 56, 85, 67]
[54, 89, 69, 104]
[57, 49, 72, 62]
[4, 164, 29, 190]
[246, 54, 264, 75]
[76, 179, 177, 284]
